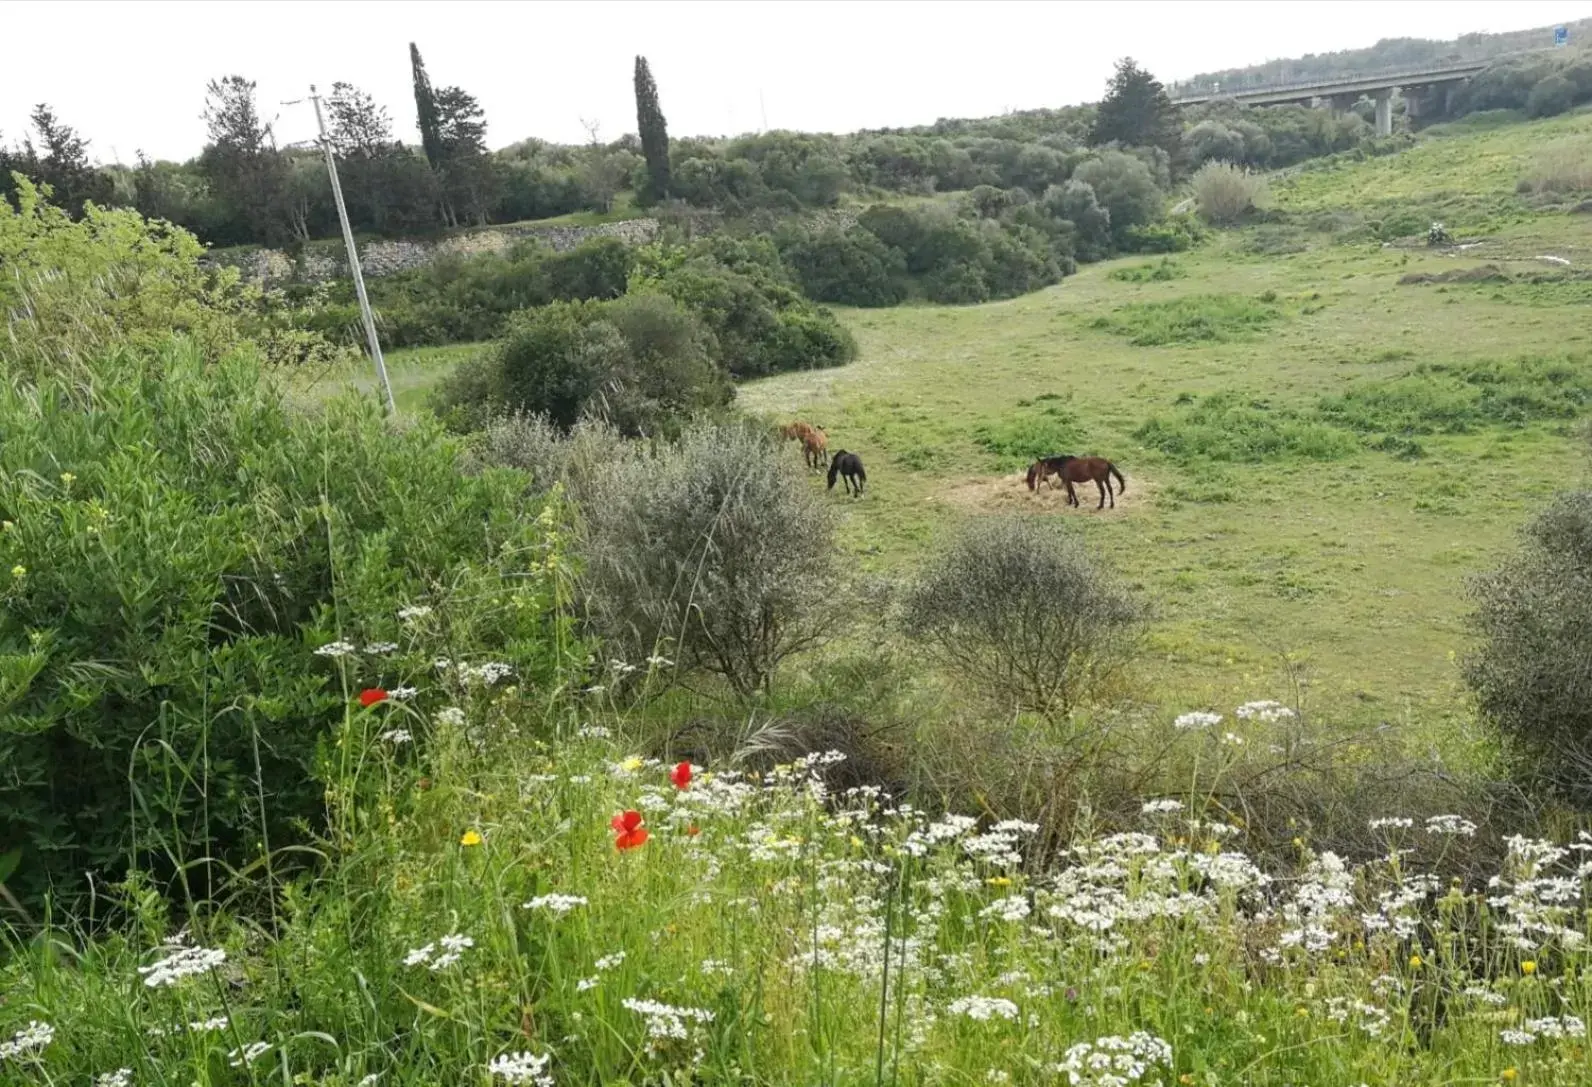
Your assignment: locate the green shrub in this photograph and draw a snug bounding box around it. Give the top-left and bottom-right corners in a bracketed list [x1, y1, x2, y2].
[1073, 151, 1164, 247]
[1527, 74, 1577, 118]
[1090, 293, 1279, 346]
[1466, 490, 1592, 806]
[901, 517, 1143, 715]
[538, 236, 634, 301]
[780, 227, 908, 307]
[1317, 357, 1592, 436]
[972, 408, 1081, 468]
[0, 176, 245, 377]
[1136, 392, 1358, 463]
[0, 339, 570, 908]
[1108, 258, 1186, 283]
[438, 294, 732, 437]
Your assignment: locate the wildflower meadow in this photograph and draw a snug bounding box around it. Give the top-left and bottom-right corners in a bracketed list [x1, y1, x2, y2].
[3, 636, 1589, 1085]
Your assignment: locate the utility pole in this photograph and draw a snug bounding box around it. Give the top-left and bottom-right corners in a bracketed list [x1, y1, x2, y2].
[309, 84, 396, 416]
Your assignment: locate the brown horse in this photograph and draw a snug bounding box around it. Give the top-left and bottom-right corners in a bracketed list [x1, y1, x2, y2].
[1025, 455, 1126, 509]
[779, 421, 829, 470]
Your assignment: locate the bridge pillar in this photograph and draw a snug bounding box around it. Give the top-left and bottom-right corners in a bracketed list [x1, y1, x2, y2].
[1374, 88, 1395, 137]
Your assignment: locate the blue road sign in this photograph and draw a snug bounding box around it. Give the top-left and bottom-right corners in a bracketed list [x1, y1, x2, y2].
[1555, 25, 1569, 47]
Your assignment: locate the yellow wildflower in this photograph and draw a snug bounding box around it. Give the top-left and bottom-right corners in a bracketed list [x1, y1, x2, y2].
[1520, 960, 1537, 976]
[10, 565, 25, 579]
[59, 472, 75, 486]
[1, 520, 12, 531]
[1501, 1069, 1518, 1083]
[986, 876, 1012, 888]
[460, 829, 484, 847]
[1408, 953, 1423, 969]
[620, 756, 644, 773]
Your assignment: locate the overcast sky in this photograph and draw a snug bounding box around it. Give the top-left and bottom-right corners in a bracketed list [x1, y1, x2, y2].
[4, 0, 1590, 164]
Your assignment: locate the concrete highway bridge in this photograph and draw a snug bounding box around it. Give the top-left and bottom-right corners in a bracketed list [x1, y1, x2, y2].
[1169, 60, 1494, 135]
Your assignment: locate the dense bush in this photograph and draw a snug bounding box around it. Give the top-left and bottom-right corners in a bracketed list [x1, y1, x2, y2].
[358, 237, 636, 348]
[0, 339, 569, 908]
[1, 176, 246, 376]
[1191, 161, 1271, 225]
[1527, 74, 1578, 118]
[642, 243, 859, 378]
[437, 293, 732, 436]
[780, 226, 909, 307]
[901, 518, 1143, 715]
[1073, 151, 1164, 248]
[1466, 490, 1592, 806]
[577, 421, 840, 698]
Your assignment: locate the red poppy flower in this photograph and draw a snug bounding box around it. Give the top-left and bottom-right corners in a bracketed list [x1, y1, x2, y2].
[669, 761, 692, 790]
[358, 688, 389, 708]
[611, 809, 649, 851]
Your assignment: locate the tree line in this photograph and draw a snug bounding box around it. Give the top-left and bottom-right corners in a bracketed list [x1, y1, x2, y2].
[6, 43, 1578, 251]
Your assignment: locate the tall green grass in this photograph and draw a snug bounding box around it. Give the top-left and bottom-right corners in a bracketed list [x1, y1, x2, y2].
[1089, 294, 1282, 347]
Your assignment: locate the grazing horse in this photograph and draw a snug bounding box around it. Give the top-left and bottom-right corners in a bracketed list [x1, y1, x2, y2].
[827, 450, 866, 497]
[779, 421, 829, 470]
[1025, 455, 1126, 509]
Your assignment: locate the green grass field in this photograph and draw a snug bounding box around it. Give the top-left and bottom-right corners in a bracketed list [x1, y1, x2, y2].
[739, 210, 1592, 753]
[306, 112, 1592, 756]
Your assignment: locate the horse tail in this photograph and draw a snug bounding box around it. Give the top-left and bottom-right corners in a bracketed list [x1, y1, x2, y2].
[827, 452, 842, 490]
[1109, 462, 1126, 494]
[855, 458, 866, 482]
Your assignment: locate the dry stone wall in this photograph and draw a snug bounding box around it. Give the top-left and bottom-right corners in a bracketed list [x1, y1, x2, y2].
[211, 218, 661, 287]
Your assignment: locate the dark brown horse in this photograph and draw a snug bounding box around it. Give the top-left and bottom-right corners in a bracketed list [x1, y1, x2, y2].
[1025, 455, 1126, 509]
[828, 450, 866, 497]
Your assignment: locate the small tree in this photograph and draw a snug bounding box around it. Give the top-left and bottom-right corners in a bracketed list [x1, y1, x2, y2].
[1465, 490, 1592, 806]
[634, 55, 672, 203]
[410, 42, 444, 168]
[902, 518, 1143, 715]
[1191, 161, 1270, 225]
[578, 421, 839, 698]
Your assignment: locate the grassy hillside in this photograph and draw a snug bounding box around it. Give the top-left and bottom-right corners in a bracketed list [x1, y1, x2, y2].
[733, 114, 1592, 753]
[298, 110, 1592, 755]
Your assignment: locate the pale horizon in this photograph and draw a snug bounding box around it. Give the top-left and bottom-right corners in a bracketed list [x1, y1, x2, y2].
[3, 0, 1590, 165]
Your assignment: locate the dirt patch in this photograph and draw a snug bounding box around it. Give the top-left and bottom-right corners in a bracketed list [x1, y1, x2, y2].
[937, 471, 1156, 516]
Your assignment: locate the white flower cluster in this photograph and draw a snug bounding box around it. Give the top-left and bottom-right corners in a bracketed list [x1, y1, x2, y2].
[379, 728, 413, 745]
[397, 605, 433, 623]
[137, 945, 227, 988]
[1425, 814, 1477, 837]
[622, 997, 716, 1046]
[0, 1021, 55, 1060]
[1235, 700, 1295, 722]
[314, 640, 357, 658]
[1141, 799, 1184, 815]
[946, 995, 1020, 1021]
[403, 932, 474, 971]
[1368, 817, 1414, 831]
[1173, 711, 1222, 731]
[1057, 1032, 1173, 1087]
[488, 1051, 554, 1086]
[95, 1069, 133, 1087]
[523, 894, 588, 917]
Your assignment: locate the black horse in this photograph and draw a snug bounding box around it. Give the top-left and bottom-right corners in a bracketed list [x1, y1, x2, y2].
[827, 450, 866, 496]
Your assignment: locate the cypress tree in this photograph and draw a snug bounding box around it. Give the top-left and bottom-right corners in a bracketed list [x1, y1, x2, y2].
[633, 55, 671, 203]
[410, 42, 444, 169]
